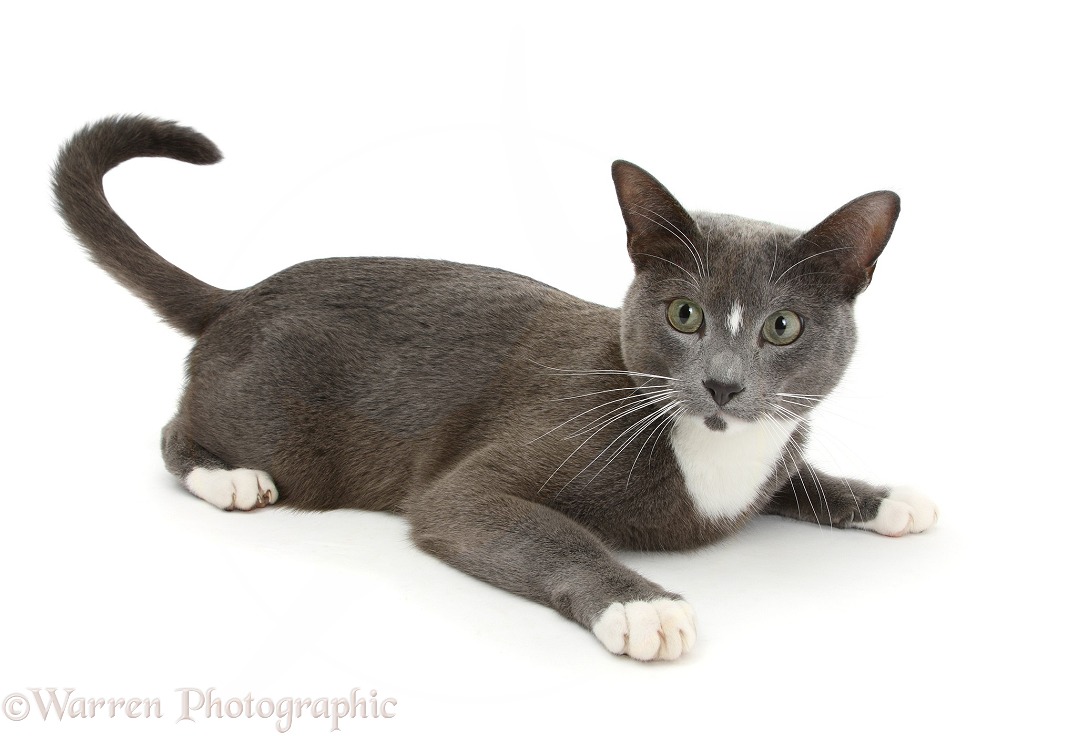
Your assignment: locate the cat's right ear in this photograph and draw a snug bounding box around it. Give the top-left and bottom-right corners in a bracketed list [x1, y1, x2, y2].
[612, 160, 699, 270]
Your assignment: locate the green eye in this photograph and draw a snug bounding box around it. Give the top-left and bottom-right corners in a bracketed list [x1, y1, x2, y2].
[667, 299, 704, 333]
[762, 310, 804, 345]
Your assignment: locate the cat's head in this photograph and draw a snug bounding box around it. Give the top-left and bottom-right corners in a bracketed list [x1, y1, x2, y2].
[612, 161, 899, 432]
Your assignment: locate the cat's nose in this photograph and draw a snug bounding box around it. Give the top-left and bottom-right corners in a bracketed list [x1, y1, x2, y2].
[702, 378, 745, 407]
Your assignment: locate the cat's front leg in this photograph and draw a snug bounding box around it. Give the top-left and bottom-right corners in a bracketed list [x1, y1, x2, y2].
[763, 468, 938, 537]
[406, 449, 696, 661]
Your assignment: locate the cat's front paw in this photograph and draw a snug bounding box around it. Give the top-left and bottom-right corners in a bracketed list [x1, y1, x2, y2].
[185, 468, 279, 511]
[591, 598, 696, 661]
[852, 487, 938, 537]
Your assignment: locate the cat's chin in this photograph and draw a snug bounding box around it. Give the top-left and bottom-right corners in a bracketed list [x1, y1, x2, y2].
[702, 412, 751, 433]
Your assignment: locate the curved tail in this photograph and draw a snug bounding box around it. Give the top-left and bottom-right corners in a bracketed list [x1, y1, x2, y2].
[53, 115, 231, 337]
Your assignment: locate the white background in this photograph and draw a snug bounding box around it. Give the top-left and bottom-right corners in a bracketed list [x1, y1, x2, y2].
[2, 1, 1065, 734]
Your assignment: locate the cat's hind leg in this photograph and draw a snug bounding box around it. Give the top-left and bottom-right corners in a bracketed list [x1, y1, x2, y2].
[161, 419, 278, 511]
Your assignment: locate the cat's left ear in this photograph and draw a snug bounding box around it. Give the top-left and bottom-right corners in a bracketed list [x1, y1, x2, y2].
[800, 191, 900, 297]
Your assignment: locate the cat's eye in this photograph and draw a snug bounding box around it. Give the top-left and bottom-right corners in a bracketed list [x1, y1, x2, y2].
[762, 310, 804, 345]
[667, 299, 704, 333]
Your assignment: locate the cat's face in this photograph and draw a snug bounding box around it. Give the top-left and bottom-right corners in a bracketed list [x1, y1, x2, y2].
[613, 162, 899, 432]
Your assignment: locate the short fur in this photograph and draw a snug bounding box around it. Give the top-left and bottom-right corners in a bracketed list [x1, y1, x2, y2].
[53, 116, 934, 661]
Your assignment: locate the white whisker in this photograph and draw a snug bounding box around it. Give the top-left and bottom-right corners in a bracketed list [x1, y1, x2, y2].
[627, 205, 707, 279]
[630, 252, 702, 288]
[768, 237, 779, 288]
[564, 390, 679, 440]
[527, 388, 676, 446]
[646, 403, 685, 465]
[782, 441, 821, 528]
[797, 442, 832, 524]
[527, 360, 681, 383]
[537, 395, 677, 497]
[764, 411, 821, 528]
[779, 398, 820, 411]
[704, 226, 712, 283]
[550, 383, 669, 402]
[759, 415, 803, 515]
[578, 401, 682, 491]
[627, 404, 686, 489]
[773, 246, 854, 285]
[774, 272, 849, 291]
[661, 278, 703, 292]
[772, 404, 862, 516]
[770, 405, 836, 523]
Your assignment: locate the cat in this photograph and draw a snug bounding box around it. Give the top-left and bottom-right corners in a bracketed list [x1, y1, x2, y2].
[53, 115, 937, 662]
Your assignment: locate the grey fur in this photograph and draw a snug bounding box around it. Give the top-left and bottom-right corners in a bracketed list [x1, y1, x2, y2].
[53, 116, 904, 648]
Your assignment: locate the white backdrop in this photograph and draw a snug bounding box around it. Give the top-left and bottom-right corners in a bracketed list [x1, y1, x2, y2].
[2, 2, 1064, 734]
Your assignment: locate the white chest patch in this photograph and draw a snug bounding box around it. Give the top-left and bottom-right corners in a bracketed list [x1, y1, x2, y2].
[670, 414, 799, 520]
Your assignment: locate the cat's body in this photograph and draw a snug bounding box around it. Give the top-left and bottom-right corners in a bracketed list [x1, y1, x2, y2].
[54, 116, 937, 661]
[170, 254, 785, 549]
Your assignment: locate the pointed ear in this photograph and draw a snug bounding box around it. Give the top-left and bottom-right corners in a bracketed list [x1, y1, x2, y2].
[612, 160, 699, 269]
[799, 190, 900, 297]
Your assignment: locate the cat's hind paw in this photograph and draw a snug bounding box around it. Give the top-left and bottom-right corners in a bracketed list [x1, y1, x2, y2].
[184, 468, 279, 511]
[591, 598, 696, 661]
[852, 487, 938, 537]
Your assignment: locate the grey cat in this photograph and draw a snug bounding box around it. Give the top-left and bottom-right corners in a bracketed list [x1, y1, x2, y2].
[53, 116, 937, 661]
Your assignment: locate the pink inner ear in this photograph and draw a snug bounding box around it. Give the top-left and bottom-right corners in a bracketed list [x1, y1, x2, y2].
[793, 190, 900, 297]
[807, 190, 900, 278]
[852, 192, 900, 267]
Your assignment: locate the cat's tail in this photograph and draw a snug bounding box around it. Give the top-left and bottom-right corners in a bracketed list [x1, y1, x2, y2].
[52, 115, 231, 338]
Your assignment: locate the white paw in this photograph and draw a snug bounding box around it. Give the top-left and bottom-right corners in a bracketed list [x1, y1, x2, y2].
[853, 487, 938, 537]
[185, 468, 279, 511]
[591, 598, 696, 661]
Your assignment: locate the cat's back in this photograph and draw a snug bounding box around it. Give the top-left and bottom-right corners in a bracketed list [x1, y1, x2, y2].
[226, 256, 588, 328]
[196, 255, 611, 396]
